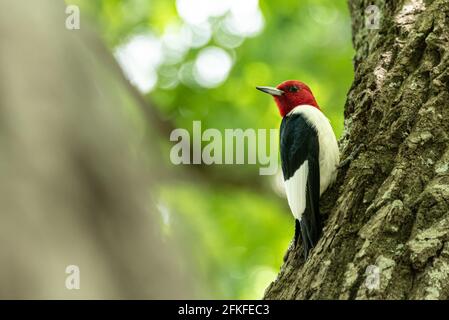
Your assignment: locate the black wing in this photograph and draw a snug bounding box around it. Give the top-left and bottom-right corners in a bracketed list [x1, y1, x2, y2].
[280, 114, 321, 258]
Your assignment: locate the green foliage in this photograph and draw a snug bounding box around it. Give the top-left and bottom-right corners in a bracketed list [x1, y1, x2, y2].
[68, 0, 354, 298]
[159, 183, 291, 299]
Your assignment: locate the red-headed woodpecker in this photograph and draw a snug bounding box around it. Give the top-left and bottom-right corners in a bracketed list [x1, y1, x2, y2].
[257, 80, 339, 259]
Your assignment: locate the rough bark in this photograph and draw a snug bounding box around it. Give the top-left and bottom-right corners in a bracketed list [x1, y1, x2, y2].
[265, 0, 449, 300]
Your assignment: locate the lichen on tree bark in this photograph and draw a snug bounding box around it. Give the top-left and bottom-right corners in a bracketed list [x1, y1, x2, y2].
[264, 0, 449, 300]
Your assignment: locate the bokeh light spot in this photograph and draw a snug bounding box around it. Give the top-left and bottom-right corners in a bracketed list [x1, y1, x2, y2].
[115, 34, 163, 93]
[194, 47, 233, 88]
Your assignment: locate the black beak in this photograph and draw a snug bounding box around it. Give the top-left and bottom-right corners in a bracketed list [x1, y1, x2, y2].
[256, 86, 284, 96]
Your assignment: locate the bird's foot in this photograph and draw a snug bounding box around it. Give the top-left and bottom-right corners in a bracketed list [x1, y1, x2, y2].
[338, 144, 363, 169]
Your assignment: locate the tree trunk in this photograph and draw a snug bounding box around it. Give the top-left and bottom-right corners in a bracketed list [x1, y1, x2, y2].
[264, 0, 449, 300]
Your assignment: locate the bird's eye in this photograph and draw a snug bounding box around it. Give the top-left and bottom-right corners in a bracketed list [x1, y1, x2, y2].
[289, 86, 299, 92]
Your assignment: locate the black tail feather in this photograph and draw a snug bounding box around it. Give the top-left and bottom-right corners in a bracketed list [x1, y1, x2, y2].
[295, 163, 322, 259]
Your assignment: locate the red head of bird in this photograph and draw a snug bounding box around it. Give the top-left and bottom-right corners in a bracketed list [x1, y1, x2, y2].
[257, 80, 319, 117]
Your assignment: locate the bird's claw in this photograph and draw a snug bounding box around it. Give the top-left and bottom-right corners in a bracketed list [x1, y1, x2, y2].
[337, 144, 362, 169]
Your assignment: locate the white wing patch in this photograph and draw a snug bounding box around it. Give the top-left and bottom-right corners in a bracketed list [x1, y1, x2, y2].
[284, 160, 308, 220]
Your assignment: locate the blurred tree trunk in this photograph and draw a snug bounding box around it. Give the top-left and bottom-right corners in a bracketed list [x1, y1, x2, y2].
[265, 0, 449, 299]
[0, 0, 187, 298]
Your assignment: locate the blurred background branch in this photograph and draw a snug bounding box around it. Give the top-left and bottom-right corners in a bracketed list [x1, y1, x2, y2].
[0, 0, 187, 299]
